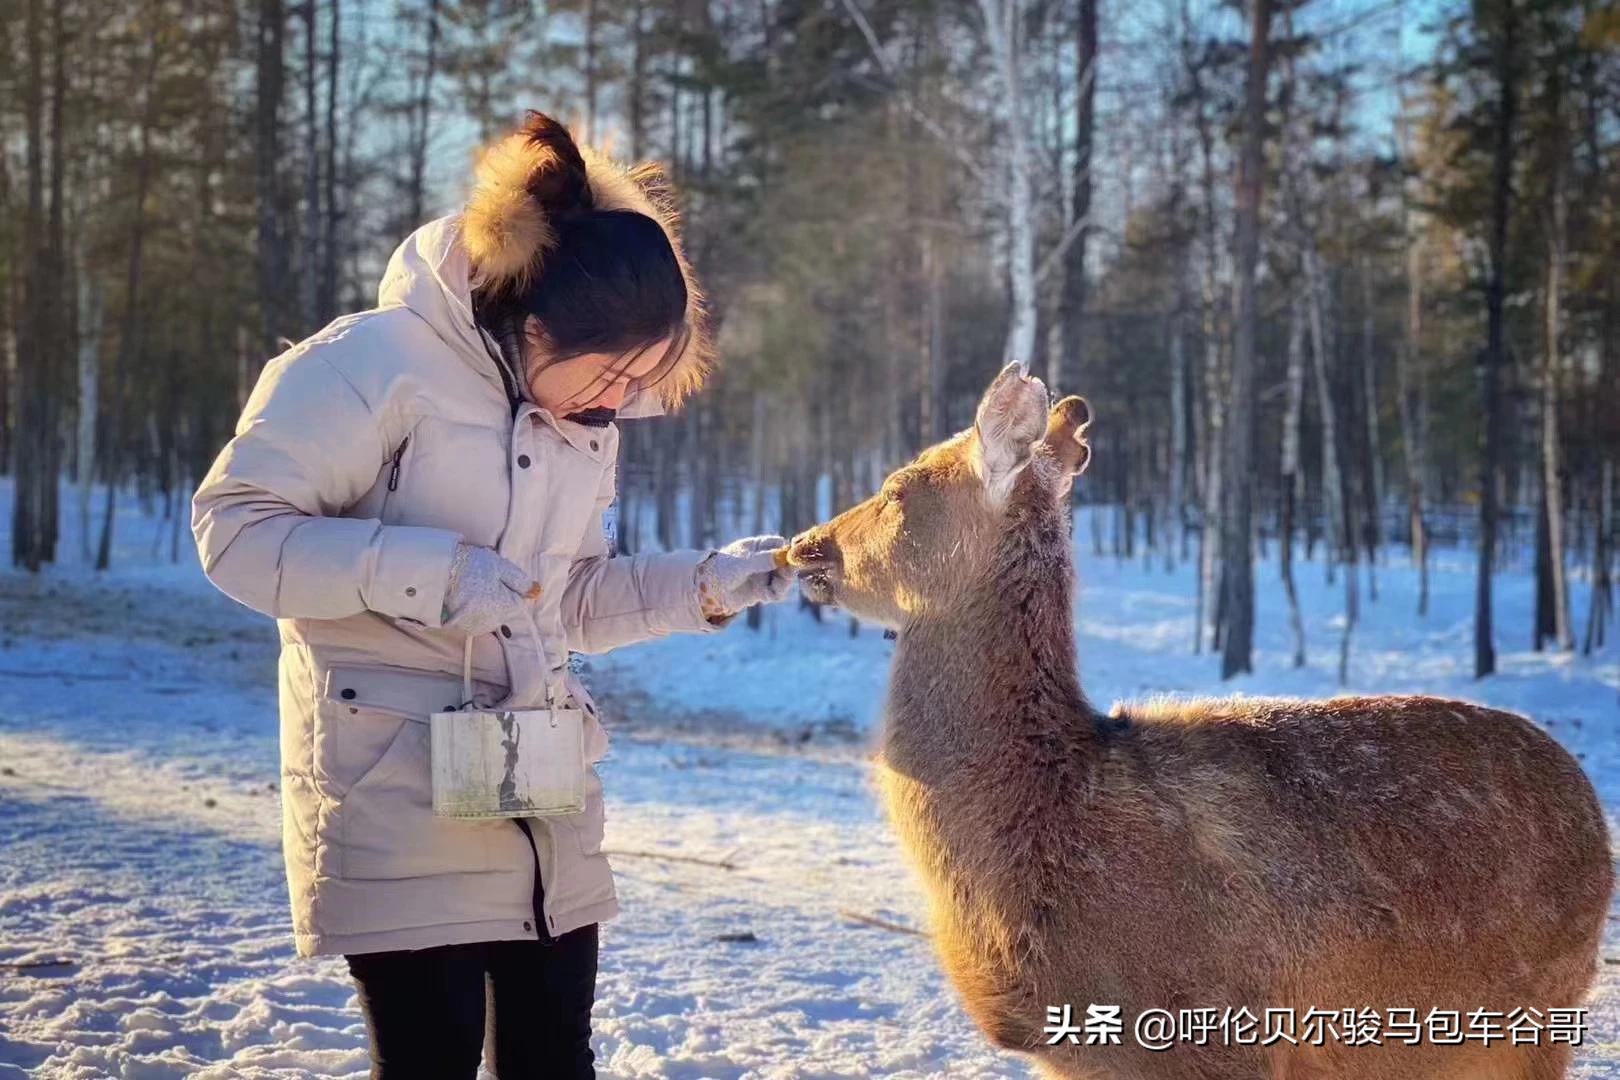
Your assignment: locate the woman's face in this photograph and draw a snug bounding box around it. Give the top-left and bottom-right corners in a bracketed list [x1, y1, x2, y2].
[525, 331, 674, 416]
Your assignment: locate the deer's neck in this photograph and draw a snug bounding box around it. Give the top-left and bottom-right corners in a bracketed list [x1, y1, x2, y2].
[883, 488, 1097, 790]
[879, 488, 1099, 955]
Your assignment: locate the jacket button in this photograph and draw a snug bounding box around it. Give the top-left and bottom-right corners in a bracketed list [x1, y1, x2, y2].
[405, 586, 416, 597]
[340, 688, 356, 700]
[589, 440, 599, 452]
[523, 920, 532, 932]
[517, 454, 531, 468]
[500, 624, 512, 638]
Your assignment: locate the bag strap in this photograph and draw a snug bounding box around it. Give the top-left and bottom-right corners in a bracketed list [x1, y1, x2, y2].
[462, 613, 565, 710]
[523, 605, 566, 708]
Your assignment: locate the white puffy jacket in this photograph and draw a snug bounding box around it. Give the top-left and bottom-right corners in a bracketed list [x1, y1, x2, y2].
[192, 215, 720, 957]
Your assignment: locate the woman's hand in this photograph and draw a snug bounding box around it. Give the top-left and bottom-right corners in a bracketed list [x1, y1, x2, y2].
[441, 543, 540, 634]
[697, 535, 793, 621]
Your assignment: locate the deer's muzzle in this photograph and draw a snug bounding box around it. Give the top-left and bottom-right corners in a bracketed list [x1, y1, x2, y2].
[786, 529, 839, 571]
[787, 529, 841, 604]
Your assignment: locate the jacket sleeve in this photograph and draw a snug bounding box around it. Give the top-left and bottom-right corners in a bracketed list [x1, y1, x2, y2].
[190, 346, 460, 625]
[560, 457, 721, 655]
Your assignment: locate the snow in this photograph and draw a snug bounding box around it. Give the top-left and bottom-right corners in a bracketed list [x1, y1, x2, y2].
[2, 484, 1618, 1077]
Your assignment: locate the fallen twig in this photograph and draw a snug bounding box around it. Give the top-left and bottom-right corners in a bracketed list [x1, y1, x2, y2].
[0, 669, 128, 681]
[603, 848, 738, 870]
[839, 909, 926, 937]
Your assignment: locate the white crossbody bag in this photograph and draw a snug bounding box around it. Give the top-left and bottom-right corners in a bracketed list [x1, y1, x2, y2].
[430, 630, 587, 820]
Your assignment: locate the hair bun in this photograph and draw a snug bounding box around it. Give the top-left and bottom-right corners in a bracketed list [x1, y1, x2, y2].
[462, 114, 716, 413]
[517, 111, 593, 220]
[464, 110, 593, 294]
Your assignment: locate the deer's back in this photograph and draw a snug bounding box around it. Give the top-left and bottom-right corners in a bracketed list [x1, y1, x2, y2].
[1068, 693, 1610, 1017]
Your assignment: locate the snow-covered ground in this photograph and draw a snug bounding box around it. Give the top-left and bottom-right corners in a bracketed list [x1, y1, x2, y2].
[2, 484, 1618, 1078]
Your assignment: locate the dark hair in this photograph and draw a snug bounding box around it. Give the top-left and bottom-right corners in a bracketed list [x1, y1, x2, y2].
[475, 113, 689, 390]
[520, 211, 688, 365]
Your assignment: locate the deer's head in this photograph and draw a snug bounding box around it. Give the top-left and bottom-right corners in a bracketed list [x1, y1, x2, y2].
[787, 364, 1091, 628]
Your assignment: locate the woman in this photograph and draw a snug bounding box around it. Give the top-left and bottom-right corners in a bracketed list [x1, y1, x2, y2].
[192, 111, 791, 1079]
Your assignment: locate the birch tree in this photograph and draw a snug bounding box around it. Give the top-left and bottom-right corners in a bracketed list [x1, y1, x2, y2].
[1394, 92, 1430, 616]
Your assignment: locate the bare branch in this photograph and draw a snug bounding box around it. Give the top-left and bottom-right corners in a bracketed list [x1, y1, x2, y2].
[837, 0, 996, 192]
[1036, 210, 1093, 285]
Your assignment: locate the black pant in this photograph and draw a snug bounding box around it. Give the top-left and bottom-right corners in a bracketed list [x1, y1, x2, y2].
[346, 924, 598, 1080]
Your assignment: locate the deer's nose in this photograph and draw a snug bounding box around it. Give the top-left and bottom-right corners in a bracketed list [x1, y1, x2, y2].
[787, 529, 839, 571]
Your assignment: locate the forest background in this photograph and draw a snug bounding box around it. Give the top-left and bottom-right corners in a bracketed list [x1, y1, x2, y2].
[3, 0, 1617, 682]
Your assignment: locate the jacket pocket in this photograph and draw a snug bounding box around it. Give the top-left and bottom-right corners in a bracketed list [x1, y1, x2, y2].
[376, 428, 418, 524]
[566, 676, 610, 765]
[318, 664, 504, 881]
[575, 767, 605, 856]
[318, 664, 462, 790]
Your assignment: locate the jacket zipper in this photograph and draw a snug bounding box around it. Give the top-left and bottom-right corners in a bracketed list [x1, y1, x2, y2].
[386, 437, 410, 492]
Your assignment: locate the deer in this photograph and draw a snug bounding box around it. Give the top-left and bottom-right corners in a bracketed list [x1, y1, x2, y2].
[785, 364, 1612, 1080]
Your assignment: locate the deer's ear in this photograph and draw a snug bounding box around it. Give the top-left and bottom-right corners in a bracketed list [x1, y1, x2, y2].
[973, 363, 1049, 502]
[1039, 396, 1092, 498]
[1042, 396, 1092, 473]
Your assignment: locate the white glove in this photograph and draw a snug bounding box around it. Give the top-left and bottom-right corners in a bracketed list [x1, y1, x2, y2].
[697, 535, 792, 620]
[441, 543, 538, 635]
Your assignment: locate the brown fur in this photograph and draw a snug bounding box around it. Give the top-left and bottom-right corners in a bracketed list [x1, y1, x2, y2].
[460, 112, 714, 409]
[788, 366, 1612, 1080]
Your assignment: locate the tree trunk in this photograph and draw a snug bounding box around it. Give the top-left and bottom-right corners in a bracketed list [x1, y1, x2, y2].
[746, 393, 768, 631]
[1394, 84, 1429, 617]
[1303, 247, 1355, 680]
[686, 400, 710, 549]
[629, 0, 646, 159]
[1537, 115, 1573, 650]
[257, 0, 287, 361]
[979, 0, 1036, 370]
[320, 0, 340, 325]
[1054, 0, 1098, 397]
[1585, 459, 1612, 654]
[98, 41, 161, 572]
[584, 0, 599, 143]
[406, 0, 440, 228]
[1185, 2, 1224, 654]
[75, 224, 102, 564]
[1168, 271, 1188, 571]
[301, 0, 320, 332]
[1280, 292, 1307, 668]
[1219, 0, 1272, 679]
[1397, 239, 1429, 616]
[923, 231, 946, 443]
[1358, 258, 1383, 595]
[656, 420, 678, 550]
[1475, 1, 1520, 679]
[13, 0, 48, 571]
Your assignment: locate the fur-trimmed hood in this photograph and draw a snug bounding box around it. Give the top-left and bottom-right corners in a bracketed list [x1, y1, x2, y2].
[461, 121, 714, 412]
[375, 215, 666, 419]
